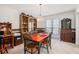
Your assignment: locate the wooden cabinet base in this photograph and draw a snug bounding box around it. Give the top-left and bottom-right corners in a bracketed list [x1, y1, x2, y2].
[15, 39, 23, 46]
[61, 29, 75, 43]
[14, 36, 23, 46]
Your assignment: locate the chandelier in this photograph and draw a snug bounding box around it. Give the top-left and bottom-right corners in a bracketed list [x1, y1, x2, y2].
[39, 4, 42, 16]
[37, 4, 43, 21]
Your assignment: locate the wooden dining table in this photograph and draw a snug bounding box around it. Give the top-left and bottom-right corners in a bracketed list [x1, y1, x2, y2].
[31, 33, 49, 54]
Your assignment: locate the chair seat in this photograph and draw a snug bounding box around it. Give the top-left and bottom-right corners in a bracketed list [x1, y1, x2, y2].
[0, 44, 8, 53]
[25, 43, 38, 53]
[26, 43, 37, 49]
[0, 44, 7, 49]
[0, 45, 3, 51]
[43, 42, 48, 46]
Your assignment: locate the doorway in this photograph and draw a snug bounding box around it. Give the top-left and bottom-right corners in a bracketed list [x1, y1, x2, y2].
[52, 18, 60, 39]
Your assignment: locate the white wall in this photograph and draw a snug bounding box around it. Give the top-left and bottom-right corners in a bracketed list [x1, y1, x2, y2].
[75, 5, 79, 45]
[44, 10, 76, 29]
[37, 10, 76, 34]
[37, 17, 46, 28]
[0, 5, 76, 29]
[0, 6, 20, 29]
[0, 5, 46, 29]
[1, 4, 76, 16]
[76, 13, 79, 45]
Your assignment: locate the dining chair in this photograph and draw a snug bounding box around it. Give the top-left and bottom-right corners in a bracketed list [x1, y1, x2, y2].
[0, 31, 8, 54]
[23, 32, 38, 54]
[0, 37, 3, 54]
[48, 32, 52, 49]
[36, 28, 46, 33]
[41, 32, 52, 53]
[0, 38, 8, 54]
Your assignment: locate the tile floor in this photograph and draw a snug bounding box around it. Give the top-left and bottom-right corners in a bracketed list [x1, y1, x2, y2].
[7, 39, 79, 54]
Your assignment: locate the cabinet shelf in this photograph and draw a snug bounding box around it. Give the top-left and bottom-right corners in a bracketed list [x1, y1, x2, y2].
[20, 12, 37, 32]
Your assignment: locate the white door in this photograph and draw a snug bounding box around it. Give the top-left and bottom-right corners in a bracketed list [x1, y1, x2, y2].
[52, 18, 60, 39]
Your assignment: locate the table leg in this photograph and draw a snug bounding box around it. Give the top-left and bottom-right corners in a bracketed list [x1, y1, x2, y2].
[38, 42, 41, 54]
[24, 39, 26, 54]
[12, 36, 14, 48]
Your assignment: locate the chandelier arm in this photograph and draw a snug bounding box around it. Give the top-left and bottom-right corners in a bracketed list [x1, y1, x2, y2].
[40, 4, 42, 16]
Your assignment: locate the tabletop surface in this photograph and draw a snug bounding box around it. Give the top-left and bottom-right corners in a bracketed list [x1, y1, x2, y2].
[31, 33, 49, 42]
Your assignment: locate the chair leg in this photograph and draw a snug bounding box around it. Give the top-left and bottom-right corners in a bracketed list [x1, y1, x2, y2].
[49, 40, 52, 49]
[47, 46, 49, 54]
[38, 43, 41, 54]
[50, 45, 52, 49]
[31, 49, 33, 54]
[49, 43, 52, 49]
[5, 48, 8, 53]
[24, 50, 26, 54]
[0, 51, 3, 54]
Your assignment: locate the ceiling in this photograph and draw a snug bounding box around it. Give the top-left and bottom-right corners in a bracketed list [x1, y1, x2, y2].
[0, 4, 77, 16]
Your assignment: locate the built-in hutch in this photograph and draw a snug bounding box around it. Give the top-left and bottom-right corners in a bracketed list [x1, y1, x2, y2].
[61, 18, 75, 43]
[20, 13, 37, 33]
[0, 22, 14, 48]
[20, 13, 37, 41]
